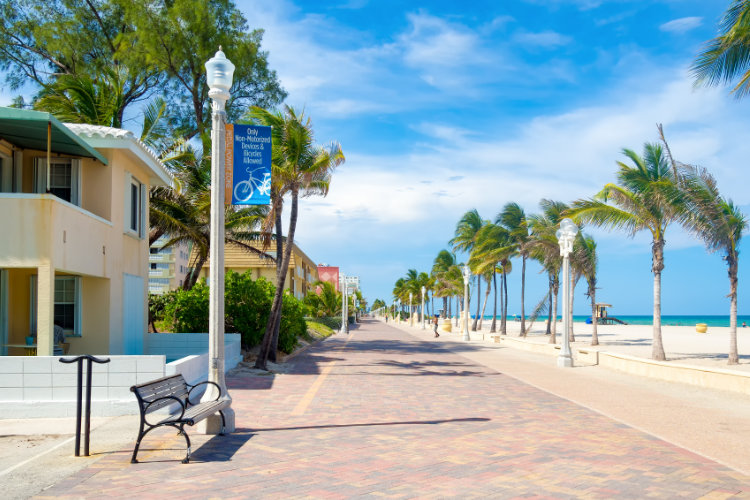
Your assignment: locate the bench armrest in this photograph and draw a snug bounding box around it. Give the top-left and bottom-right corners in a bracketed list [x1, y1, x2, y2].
[187, 381, 223, 405]
[143, 395, 186, 424]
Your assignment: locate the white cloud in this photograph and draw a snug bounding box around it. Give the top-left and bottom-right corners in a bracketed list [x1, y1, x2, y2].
[514, 30, 573, 48]
[659, 17, 703, 34]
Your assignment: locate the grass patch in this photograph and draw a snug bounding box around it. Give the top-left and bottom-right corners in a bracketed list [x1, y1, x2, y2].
[304, 320, 336, 343]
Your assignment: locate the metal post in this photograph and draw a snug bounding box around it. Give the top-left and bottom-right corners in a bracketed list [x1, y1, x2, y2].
[340, 273, 346, 334]
[202, 48, 235, 433]
[558, 254, 573, 367]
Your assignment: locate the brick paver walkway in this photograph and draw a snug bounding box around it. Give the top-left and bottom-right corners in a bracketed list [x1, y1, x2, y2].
[38, 320, 750, 499]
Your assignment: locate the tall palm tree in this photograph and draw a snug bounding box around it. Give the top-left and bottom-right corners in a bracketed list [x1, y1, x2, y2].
[576, 234, 599, 346]
[529, 200, 569, 343]
[450, 209, 486, 330]
[471, 223, 513, 333]
[432, 250, 457, 318]
[569, 143, 685, 361]
[497, 202, 531, 336]
[692, 1, 750, 98]
[251, 106, 345, 370]
[681, 168, 749, 364]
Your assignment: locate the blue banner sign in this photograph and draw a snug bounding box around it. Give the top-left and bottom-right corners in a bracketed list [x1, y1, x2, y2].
[225, 123, 272, 205]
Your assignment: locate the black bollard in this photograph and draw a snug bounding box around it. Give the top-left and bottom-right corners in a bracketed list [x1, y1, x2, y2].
[59, 355, 111, 456]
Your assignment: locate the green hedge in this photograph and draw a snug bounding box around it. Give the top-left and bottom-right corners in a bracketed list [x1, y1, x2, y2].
[156, 271, 306, 353]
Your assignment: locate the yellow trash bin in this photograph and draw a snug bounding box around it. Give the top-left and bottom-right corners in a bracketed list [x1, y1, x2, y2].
[696, 323, 708, 333]
[440, 318, 452, 333]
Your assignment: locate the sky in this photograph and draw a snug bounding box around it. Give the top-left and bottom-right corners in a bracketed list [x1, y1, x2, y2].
[3, 0, 747, 317]
[228, 0, 749, 316]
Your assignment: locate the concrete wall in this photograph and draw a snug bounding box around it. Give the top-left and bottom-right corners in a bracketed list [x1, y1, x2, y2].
[0, 333, 242, 418]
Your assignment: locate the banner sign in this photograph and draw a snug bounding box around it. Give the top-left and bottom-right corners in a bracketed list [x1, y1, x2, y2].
[225, 123, 272, 205]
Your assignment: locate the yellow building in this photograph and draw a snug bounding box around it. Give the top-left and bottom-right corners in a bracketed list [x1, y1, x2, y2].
[0, 108, 170, 356]
[195, 241, 319, 300]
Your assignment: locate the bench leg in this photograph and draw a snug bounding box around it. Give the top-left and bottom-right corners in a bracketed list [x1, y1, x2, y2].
[180, 424, 192, 464]
[219, 411, 226, 436]
[131, 424, 153, 464]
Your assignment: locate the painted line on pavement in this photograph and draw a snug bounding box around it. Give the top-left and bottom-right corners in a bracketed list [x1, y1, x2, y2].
[0, 436, 75, 478]
[291, 331, 354, 416]
[291, 362, 337, 416]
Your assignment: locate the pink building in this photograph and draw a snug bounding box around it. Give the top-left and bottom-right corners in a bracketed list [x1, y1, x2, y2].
[317, 265, 339, 292]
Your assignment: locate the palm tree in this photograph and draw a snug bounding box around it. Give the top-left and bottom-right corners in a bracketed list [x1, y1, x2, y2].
[432, 250, 457, 318]
[681, 168, 749, 364]
[251, 106, 345, 370]
[450, 209, 486, 330]
[304, 281, 342, 317]
[576, 234, 599, 346]
[692, 1, 750, 98]
[529, 200, 569, 343]
[497, 203, 531, 336]
[471, 223, 512, 333]
[569, 143, 685, 361]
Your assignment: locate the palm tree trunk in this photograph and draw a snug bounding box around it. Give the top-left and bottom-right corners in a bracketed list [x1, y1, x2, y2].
[268, 210, 284, 362]
[590, 282, 599, 346]
[443, 296, 448, 319]
[490, 273, 497, 333]
[551, 275, 559, 337]
[472, 276, 480, 331]
[652, 238, 666, 361]
[256, 190, 299, 370]
[568, 276, 577, 343]
[184, 251, 207, 290]
[520, 254, 527, 336]
[501, 271, 508, 335]
[729, 257, 739, 364]
[545, 285, 552, 335]
[479, 278, 490, 331]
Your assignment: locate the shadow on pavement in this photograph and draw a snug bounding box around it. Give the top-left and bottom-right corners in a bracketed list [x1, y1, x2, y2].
[189, 432, 254, 463]
[238, 417, 490, 433]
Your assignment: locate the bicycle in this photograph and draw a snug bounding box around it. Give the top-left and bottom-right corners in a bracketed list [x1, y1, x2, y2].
[233, 169, 271, 203]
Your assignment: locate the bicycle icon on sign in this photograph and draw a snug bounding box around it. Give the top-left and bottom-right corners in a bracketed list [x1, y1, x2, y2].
[233, 167, 271, 203]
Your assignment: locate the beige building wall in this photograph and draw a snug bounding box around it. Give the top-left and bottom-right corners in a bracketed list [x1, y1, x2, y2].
[0, 121, 169, 357]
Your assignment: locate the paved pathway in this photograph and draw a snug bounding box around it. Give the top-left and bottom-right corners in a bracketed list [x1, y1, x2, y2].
[38, 320, 750, 499]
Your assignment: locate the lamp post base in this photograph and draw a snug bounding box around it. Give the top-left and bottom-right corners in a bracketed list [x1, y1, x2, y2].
[557, 354, 574, 368]
[198, 406, 235, 434]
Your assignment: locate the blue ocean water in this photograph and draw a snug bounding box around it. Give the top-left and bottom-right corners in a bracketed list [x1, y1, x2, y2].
[476, 314, 750, 327]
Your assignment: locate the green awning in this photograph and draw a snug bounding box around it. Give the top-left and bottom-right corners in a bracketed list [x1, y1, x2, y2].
[0, 107, 108, 165]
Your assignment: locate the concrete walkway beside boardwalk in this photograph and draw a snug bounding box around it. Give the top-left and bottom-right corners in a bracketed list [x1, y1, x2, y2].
[25, 319, 750, 498]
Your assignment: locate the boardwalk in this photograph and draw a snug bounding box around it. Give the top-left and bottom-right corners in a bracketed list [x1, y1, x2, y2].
[38, 319, 750, 499]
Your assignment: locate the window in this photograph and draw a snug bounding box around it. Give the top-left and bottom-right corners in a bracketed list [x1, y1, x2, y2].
[150, 248, 158, 254]
[125, 174, 145, 238]
[150, 263, 157, 270]
[0, 153, 11, 192]
[30, 275, 81, 337]
[33, 158, 81, 205]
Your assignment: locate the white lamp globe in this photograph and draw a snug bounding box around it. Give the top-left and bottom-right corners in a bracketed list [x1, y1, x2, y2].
[205, 47, 235, 92]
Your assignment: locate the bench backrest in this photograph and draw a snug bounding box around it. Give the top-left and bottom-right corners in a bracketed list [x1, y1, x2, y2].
[131, 374, 190, 413]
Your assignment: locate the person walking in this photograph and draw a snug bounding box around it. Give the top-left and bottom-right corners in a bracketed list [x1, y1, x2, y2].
[432, 315, 439, 338]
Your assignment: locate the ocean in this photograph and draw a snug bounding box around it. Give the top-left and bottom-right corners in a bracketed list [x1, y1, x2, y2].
[474, 315, 750, 327]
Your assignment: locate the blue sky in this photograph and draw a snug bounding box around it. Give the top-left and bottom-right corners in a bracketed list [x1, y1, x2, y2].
[2, 0, 746, 316]
[235, 0, 750, 316]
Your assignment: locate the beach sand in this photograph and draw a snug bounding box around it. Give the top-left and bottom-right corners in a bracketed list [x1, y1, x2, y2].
[466, 318, 750, 373]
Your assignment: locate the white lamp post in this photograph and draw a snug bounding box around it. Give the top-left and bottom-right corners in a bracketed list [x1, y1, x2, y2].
[421, 285, 426, 329]
[556, 218, 578, 368]
[462, 264, 471, 341]
[201, 47, 236, 434]
[340, 273, 346, 334]
[409, 292, 414, 326]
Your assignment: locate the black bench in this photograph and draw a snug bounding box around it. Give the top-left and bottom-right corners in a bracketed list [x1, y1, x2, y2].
[130, 374, 230, 464]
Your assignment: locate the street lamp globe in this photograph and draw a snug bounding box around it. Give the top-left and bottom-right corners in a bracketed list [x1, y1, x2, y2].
[205, 47, 235, 93]
[462, 264, 471, 285]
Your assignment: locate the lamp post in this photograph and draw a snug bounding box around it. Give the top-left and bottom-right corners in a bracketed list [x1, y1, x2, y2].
[462, 264, 471, 341]
[201, 47, 236, 434]
[556, 218, 578, 368]
[421, 285, 426, 329]
[340, 273, 347, 334]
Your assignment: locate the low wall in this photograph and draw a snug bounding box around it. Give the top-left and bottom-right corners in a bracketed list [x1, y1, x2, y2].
[598, 351, 750, 395]
[0, 333, 242, 418]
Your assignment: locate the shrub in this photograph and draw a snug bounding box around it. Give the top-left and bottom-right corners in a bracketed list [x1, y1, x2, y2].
[225, 271, 274, 348]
